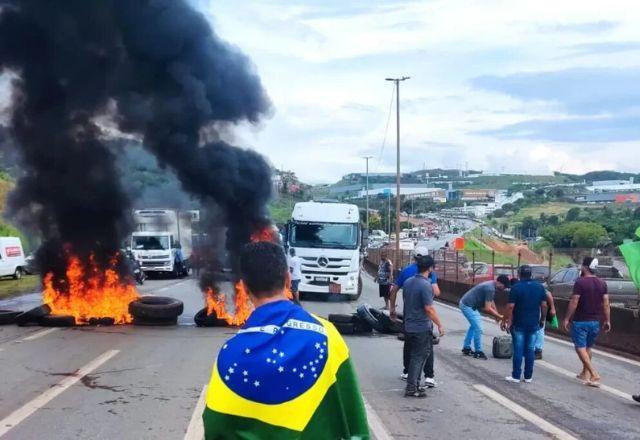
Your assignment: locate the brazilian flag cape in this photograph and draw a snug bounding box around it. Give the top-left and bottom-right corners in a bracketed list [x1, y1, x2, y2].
[203, 299, 369, 439]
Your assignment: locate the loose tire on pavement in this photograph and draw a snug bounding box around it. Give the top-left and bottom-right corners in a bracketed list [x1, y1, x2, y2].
[356, 304, 386, 333]
[369, 308, 403, 334]
[129, 296, 183, 321]
[0, 310, 21, 325]
[333, 321, 356, 335]
[327, 313, 355, 324]
[38, 314, 76, 327]
[15, 304, 52, 326]
[353, 317, 373, 334]
[194, 308, 229, 327]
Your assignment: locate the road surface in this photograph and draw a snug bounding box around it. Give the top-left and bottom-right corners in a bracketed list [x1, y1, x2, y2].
[1, 274, 639, 439]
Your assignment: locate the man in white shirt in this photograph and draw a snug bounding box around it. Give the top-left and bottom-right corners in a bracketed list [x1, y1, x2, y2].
[287, 248, 302, 304]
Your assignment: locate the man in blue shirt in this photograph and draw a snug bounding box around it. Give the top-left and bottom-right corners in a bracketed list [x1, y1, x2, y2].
[501, 265, 548, 383]
[390, 248, 440, 387]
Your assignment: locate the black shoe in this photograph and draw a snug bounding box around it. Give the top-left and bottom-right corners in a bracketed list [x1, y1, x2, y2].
[633, 395, 640, 403]
[535, 349, 543, 360]
[462, 348, 474, 356]
[405, 388, 427, 398]
[474, 351, 488, 360]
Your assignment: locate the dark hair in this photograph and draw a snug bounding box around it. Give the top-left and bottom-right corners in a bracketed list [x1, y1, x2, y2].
[416, 255, 435, 273]
[582, 257, 595, 274]
[240, 242, 288, 296]
[496, 274, 511, 288]
[289, 247, 296, 257]
[519, 265, 532, 280]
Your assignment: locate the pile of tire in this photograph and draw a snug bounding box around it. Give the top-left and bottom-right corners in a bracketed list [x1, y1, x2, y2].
[355, 304, 403, 334]
[194, 307, 229, 327]
[129, 296, 184, 326]
[4, 305, 77, 327]
[327, 313, 373, 335]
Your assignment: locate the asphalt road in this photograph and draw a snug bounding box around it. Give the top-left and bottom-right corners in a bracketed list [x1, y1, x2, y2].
[1, 274, 640, 439]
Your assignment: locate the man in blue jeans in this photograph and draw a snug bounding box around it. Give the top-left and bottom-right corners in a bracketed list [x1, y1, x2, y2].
[501, 266, 548, 383]
[459, 276, 509, 360]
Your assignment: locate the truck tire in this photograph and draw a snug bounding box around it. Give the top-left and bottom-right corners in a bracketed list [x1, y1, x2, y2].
[15, 304, 52, 326]
[328, 313, 355, 324]
[356, 304, 385, 333]
[333, 321, 355, 335]
[39, 314, 76, 327]
[194, 308, 229, 327]
[129, 296, 184, 321]
[0, 310, 21, 325]
[13, 267, 23, 280]
[369, 308, 402, 334]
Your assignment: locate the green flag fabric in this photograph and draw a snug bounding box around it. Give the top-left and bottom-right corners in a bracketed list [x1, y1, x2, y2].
[619, 241, 640, 290]
[202, 300, 369, 439]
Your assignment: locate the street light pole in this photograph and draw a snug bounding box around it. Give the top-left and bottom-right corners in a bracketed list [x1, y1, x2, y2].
[386, 76, 410, 269]
[363, 155, 373, 234]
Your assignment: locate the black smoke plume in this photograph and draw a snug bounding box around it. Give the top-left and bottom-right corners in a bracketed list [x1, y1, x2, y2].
[0, 0, 272, 285]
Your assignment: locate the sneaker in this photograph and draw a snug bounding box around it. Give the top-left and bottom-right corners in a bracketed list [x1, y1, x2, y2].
[534, 350, 542, 360]
[405, 388, 427, 398]
[474, 351, 488, 360]
[523, 378, 533, 384]
[423, 377, 437, 388]
[462, 347, 474, 356]
[400, 373, 408, 381]
[633, 395, 640, 403]
[505, 376, 520, 383]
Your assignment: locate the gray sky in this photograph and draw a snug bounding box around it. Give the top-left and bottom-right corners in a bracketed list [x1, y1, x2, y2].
[201, 0, 640, 183]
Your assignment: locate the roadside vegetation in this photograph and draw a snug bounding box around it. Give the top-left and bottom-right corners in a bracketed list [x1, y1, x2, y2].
[0, 274, 40, 299]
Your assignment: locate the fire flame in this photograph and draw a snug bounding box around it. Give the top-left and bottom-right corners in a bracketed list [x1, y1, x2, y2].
[43, 254, 140, 325]
[205, 282, 253, 326]
[250, 225, 279, 243]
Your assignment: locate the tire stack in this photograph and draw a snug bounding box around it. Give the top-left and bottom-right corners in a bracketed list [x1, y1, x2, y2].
[194, 307, 229, 327]
[129, 296, 184, 326]
[328, 304, 403, 336]
[327, 313, 373, 335]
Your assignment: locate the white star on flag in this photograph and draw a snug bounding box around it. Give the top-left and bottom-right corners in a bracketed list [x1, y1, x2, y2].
[244, 378, 248, 383]
[243, 370, 248, 376]
[311, 367, 316, 372]
[272, 349, 278, 354]
[254, 381, 260, 387]
[223, 344, 228, 349]
[228, 367, 235, 374]
[315, 343, 321, 349]
[299, 373, 304, 378]
[245, 348, 251, 354]
[278, 366, 284, 373]
[266, 358, 271, 363]
[279, 352, 284, 357]
[224, 375, 230, 381]
[293, 368, 297, 372]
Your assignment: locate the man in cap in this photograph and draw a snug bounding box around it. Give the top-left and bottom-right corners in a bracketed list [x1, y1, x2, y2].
[390, 246, 441, 387]
[459, 275, 510, 360]
[563, 257, 611, 387]
[501, 265, 548, 383]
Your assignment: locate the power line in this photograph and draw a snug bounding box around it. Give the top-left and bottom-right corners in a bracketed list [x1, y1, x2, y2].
[375, 85, 396, 172]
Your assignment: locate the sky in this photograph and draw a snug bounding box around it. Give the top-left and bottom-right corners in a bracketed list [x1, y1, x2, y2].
[196, 0, 640, 184]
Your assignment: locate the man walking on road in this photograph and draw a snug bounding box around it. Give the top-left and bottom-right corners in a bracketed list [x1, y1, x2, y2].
[563, 257, 611, 387]
[459, 276, 510, 360]
[396, 255, 445, 398]
[375, 252, 393, 309]
[501, 266, 548, 383]
[389, 247, 441, 387]
[287, 247, 302, 304]
[203, 242, 369, 439]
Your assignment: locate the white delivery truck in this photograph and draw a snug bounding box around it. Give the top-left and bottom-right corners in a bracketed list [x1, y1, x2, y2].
[287, 201, 362, 300]
[0, 237, 26, 279]
[130, 209, 198, 277]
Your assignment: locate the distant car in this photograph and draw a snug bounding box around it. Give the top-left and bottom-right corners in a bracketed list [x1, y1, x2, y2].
[547, 266, 638, 307]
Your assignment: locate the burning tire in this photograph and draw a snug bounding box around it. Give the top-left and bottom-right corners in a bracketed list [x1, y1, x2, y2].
[0, 310, 21, 325]
[129, 296, 184, 322]
[39, 314, 76, 327]
[15, 304, 52, 326]
[194, 307, 228, 327]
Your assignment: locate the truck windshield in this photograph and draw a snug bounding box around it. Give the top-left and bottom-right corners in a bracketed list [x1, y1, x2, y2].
[290, 222, 358, 249]
[133, 236, 170, 251]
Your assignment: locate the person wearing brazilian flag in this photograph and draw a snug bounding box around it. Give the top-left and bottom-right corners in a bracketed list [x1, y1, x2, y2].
[203, 241, 370, 439]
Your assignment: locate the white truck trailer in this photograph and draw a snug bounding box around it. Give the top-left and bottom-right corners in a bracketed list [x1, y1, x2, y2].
[286, 201, 362, 300]
[130, 209, 198, 277]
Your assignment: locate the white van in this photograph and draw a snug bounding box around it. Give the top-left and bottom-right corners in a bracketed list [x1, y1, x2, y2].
[0, 237, 26, 279]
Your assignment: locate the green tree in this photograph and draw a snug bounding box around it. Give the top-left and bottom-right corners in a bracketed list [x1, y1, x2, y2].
[572, 223, 608, 248]
[566, 207, 581, 221]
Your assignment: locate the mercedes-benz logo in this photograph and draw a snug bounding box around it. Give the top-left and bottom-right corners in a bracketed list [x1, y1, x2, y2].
[317, 257, 329, 267]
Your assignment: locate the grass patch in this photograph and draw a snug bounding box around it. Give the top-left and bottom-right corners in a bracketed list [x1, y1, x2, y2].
[508, 202, 582, 222]
[0, 275, 40, 299]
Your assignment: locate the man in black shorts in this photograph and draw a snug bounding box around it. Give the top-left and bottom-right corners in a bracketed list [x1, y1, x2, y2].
[375, 252, 393, 309]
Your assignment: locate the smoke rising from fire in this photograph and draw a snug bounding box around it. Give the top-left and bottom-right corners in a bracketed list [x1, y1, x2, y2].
[0, 1, 272, 281]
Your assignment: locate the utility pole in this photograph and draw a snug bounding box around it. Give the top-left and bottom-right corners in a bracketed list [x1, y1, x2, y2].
[363, 156, 373, 234]
[387, 192, 391, 236]
[386, 76, 410, 268]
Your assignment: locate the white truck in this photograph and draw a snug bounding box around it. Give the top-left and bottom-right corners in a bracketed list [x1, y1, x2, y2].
[130, 209, 198, 277]
[286, 201, 363, 300]
[0, 237, 26, 279]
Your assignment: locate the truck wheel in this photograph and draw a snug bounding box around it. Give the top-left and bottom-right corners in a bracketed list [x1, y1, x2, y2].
[13, 268, 23, 280]
[15, 304, 52, 326]
[0, 310, 21, 325]
[356, 304, 385, 333]
[39, 314, 76, 327]
[129, 296, 184, 321]
[194, 308, 229, 327]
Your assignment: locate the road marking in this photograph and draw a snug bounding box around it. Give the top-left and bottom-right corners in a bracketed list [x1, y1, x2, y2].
[20, 328, 59, 342]
[435, 300, 640, 368]
[362, 395, 393, 440]
[537, 360, 633, 401]
[184, 385, 207, 440]
[0, 349, 119, 438]
[473, 384, 578, 440]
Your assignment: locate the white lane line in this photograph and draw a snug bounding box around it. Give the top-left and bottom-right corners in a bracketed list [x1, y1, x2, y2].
[436, 300, 640, 368]
[184, 385, 207, 440]
[473, 384, 578, 440]
[537, 360, 633, 401]
[0, 349, 119, 438]
[362, 395, 393, 440]
[20, 328, 60, 342]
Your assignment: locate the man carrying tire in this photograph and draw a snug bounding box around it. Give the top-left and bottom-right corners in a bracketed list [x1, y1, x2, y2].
[392, 255, 444, 398]
[389, 247, 441, 388]
[203, 242, 369, 439]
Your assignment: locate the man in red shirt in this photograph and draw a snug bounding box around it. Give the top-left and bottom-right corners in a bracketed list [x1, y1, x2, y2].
[563, 257, 611, 387]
